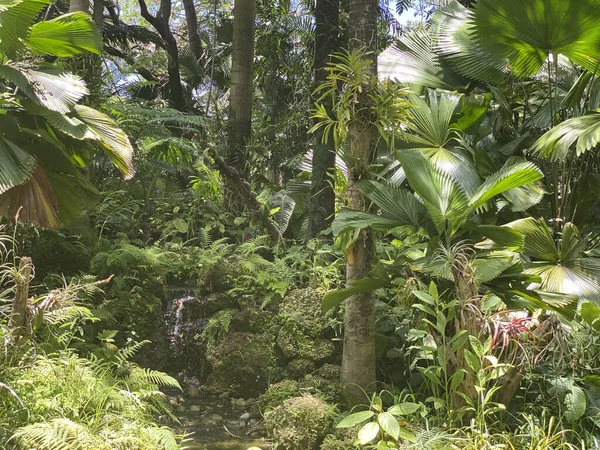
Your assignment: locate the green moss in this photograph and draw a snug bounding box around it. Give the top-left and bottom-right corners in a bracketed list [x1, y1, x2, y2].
[206, 332, 277, 397]
[278, 288, 326, 336]
[255, 379, 300, 414]
[320, 428, 361, 450]
[264, 395, 334, 450]
[276, 320, 335, 362]
[299, 375, 342, 406]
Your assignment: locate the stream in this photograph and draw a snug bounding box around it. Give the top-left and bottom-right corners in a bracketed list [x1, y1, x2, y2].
[164, 290, 270, 449]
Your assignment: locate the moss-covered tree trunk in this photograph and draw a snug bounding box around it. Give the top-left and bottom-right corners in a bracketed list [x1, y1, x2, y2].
[340, 0, 378, 405]
[308, 0, 340, 237]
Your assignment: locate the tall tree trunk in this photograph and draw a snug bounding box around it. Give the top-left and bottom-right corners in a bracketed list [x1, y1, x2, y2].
[182, 0, 203, 60]
[308, 0, 340, 238]
[139, 0, 187, 111]
[70, 0, 89, 13]
[340, 0, 378, 405]
[93, 0, 104, 30]
[227, 0, 256, 175]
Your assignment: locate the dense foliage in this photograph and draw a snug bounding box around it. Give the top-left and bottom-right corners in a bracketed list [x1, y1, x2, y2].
[3, 0, 600, 449]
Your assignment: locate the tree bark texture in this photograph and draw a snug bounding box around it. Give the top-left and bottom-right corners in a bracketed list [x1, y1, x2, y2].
[340, 0, 378, 405]
[227, 0, 256, 174]
[182, 0, 203, 60]
[9, 257, 33, 344]
[70, 0, 89, 13]
[309, 0, 340, 237]
[139, 0, 187, 111]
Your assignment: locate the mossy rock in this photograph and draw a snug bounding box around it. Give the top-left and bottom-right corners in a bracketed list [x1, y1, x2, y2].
[255, 379, 300, 415]
[284, 358, 316, 380]
[320, 427, 361, 450]
[278, 288, 326, 336]
[264, 395, 334, 450]
[229, 307, 275, 333]
[315, 363, 341, 381]
[277, 320, 335, 362]
[201, 292, 237, 315]
[206, 332, 277, 397]
[299, 374, 342, 405]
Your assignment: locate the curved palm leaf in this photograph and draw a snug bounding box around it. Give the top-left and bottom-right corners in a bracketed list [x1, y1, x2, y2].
[433, 1, 508, 83]
[0, 137, 36, 194]
[74, 105, 135, 179]
[507, 218, 600, 303]
[0, 166, 59, 228]
[0, 64, 88, 113]
[529, 112, 600, 161]
[0, 0, 49, 55]
[378, 30, 460, 90]
[402, 91, 482, 197]
[27, 12, 102, 57]
[469, 159, 544, 210]
[473, 0, 600, 77]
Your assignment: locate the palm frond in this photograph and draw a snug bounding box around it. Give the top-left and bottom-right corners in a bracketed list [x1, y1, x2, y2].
[73, 105, 135, 179]
[529, 112, 600, 161]
[0, 137, 36, 194]
[473, 0, 600, 76]
[0, 64, 88, 113]
[27, 12, 102, 57]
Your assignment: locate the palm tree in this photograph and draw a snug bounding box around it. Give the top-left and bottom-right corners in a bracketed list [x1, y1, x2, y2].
[0, 0, 134, 228]
[340, 0, 380, 405]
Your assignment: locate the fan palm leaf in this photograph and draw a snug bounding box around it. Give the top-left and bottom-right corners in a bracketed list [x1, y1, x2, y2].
[507, 219, 600, 303]
[473, 0, 600, 77]
[529, 112, 600, 161]
[27, 12, 102, 57]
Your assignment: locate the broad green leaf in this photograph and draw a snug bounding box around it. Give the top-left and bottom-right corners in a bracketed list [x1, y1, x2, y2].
[323, 277, 390, 312]
[469, 160, 543, 210]
[468, 335, 484, 358]
[388, 402, 421, 416]
[336, 410, 375, 428]
[450, 369, 466, 391]
[583, 375, 600, 391]
[28, 12, 102, 57]
[564, 385, 587, 423]
[472, 225, 524, 250]
[434, 1, 508, 83]
[463, 349, 479, 373]
[358, 422, 380, 445]
[378, 412, 399, 440]
[398, 426, 416, 443]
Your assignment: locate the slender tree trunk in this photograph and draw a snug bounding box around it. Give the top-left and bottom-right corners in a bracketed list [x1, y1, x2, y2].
[308, 0, 340, 238]
[9, 257, 33, 345]
[182, 0, 203, 60]
[70, 0, 89, 13]
[340, 0, 378, 405]
[93, 0, 104, 29]
[227, 0, 256, 175]
[139, 0, 187, 111]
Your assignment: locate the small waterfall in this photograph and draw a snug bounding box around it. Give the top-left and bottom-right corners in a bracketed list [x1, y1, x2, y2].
[168, 295, 196, 346]
[163, 288, 208, 380]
